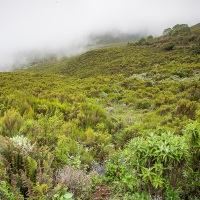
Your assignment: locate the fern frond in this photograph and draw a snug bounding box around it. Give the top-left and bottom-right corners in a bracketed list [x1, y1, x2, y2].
[20, 169, 33, 197]
[22, 156, 37, 183]
[36, 160, 42, 183]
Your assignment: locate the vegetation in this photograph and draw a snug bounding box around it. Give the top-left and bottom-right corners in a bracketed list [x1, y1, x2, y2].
[0, 23, 200, 199]
[162, 42, 175, 51]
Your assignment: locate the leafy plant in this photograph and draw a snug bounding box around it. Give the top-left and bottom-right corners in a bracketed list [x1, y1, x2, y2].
[54, 190, 74, 200]
[105, 131, 190, 199]
[162, 42, 176, 51]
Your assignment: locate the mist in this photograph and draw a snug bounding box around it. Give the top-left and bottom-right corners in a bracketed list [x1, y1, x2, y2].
[0, 0, 199, 71]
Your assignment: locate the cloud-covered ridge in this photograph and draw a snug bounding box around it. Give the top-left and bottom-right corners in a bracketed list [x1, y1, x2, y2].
[0, 0, 199, 71]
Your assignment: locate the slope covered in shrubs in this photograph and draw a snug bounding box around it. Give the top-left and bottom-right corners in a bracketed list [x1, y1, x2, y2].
[0, 23, 200, 199]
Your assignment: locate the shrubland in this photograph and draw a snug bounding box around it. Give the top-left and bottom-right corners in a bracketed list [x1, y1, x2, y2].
[0, 23, 200, 199]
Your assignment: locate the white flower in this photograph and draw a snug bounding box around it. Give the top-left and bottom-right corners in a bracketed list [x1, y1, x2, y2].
[11, 135, 34, 153]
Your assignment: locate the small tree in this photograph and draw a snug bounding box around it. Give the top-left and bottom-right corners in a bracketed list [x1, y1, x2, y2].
[171, 24, 190, 36]
[138, 38, 146, 45]
[147, 35, 153, 41]
[163, 28, 172, 36]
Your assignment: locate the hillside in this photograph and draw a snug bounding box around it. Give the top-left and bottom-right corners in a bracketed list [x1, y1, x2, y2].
[0, 23, 200, 200]
[191, 23, 200, 34]
[24, 23, 200, 77]
[24, 45, 199, 77]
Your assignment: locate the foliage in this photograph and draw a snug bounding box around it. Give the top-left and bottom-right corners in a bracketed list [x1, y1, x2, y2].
[105, 131, 190, 199]
[137, 38, 146, 45]
[162, 42, 175, 51]
[0, 109, 24, 137]
[171, 24, 190, 35]
[163, 24, 190, 36]
[0, 181, 17, 200]
[172, 99, 198, 120]
[53, 188, 74, 200]
[163, 28, 172, 36]
[183, 121, 200, 198]
[0, 135, 58, 199]
[54, 166, 92, 199]
[193, 43, 200, 54]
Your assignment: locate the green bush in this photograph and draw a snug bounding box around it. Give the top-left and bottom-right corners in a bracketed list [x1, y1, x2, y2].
[137, 38, 146, 45]
[183, 121, 200, 198]
[0, 109, 24, 137]
[135, 99, 151, 109]
[193, 43, 200, 54]
[173, 99, 198, 119]
[105, 131, 190, 199]
[162, 42, 175, 51]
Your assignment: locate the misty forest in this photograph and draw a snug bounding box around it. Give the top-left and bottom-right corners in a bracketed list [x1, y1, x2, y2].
[0, 23, 200, 200]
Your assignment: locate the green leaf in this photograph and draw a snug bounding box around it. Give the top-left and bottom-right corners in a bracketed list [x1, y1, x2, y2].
[63, 192, 73, 199]
[54, 194, 60, 198]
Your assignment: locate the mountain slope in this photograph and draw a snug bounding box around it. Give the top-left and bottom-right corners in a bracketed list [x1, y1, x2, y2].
[1, 23, 200, 199]
[24, 23, 200, 78]
[25, 45, 199, 77]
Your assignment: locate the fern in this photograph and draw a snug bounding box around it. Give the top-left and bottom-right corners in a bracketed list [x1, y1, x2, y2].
[25, 156, 37, 183]
[36, 160, 42, 184]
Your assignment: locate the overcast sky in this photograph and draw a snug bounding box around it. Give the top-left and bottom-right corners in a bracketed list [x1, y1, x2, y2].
[0, 0, 199, 71]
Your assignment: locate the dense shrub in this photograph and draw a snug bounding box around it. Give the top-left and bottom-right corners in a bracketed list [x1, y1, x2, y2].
[135, 99, 151, 109]
[0, 135, 55, 199]
[0, 110, 24, 137]
[162, 42, 175, 51]
[173, 99, 198, 119]
[184, 121, 200, 196]
[105, 132, 190, 199]
[193, 43, 200, 54]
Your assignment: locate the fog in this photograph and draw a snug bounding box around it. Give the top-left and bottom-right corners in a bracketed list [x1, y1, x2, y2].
[0, 0, 199, 71]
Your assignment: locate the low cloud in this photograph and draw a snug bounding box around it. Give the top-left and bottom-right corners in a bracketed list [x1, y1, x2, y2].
[0, 0, 199, 71]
